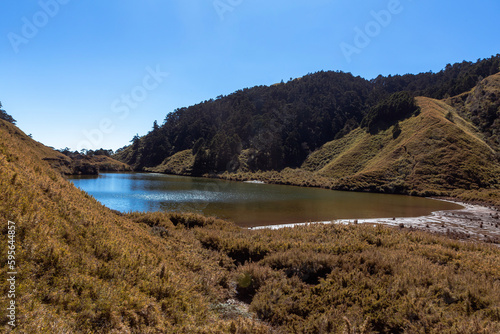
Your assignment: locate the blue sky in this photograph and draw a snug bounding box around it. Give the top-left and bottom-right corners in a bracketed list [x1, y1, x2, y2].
[1, 0, 499, 151]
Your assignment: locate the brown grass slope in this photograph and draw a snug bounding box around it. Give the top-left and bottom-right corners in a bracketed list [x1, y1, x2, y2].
[1, 119, 500, 333]
[0, 120, 74, 174]
[448, 72, 500, 154]
[0, 119, 268, 333]
[145, 149, 194, 175]
[302, 95, 500, 195]
[0, 122, 131, 175]
[68, 154, 133, 175]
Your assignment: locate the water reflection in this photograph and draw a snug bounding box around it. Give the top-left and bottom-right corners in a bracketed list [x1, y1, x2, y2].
[68, 173, 463, 227]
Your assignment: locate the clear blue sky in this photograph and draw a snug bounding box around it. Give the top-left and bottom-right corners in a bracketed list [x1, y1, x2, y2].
[1, 0, 499, 151]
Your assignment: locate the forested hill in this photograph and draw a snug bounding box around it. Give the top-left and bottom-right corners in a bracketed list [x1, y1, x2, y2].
[2, 109, 500, 333]
[115, 55, 500, 176]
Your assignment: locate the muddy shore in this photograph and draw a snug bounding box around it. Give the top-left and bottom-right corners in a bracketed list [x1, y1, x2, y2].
[251, 200, 500, 245]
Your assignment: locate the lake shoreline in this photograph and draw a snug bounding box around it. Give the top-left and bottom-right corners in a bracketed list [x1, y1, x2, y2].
[70, 171, 462, 225]
[251, 199, 500, 245]
[76, 172, 500, 245]
[148, 168, 500, 209]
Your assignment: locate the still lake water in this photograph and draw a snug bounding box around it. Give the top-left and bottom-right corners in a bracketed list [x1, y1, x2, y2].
[68, 173, 463, 227]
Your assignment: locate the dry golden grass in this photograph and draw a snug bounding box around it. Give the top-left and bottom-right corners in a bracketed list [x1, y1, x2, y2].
[195, 221, 500, 333]
[0, 121, 131, 176]
[451, 189, 500, 207]
[75, 155, 132, 173]
[1, 116, 500, 333]
[300, 96, 499, 195]
[0, 120, 269, 333]
[146, 149, 194, 175]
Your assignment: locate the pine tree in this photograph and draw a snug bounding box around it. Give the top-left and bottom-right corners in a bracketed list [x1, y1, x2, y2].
[0, 102, 16, 124]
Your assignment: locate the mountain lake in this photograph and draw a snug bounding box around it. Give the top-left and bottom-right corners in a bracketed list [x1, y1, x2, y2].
[68, 172, 464, 227]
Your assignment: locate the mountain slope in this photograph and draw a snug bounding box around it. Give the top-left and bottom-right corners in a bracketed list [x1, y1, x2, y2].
[0, 119, 267, 333]
[2, 119, 500, 333]
[303, 96, 499, 194]
[114, 70, 374, 171]
[0, 119, 73, 173]
[0, 121, 131, 175]
[448, 72, 500, 154]
[118, 70, 500, 199]
[114, 55, 500, 175]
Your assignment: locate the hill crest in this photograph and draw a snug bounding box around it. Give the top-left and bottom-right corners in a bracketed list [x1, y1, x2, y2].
[117, 69, 500, 197]
[0, 120, 131, 175]
[303, 95, 499, 193]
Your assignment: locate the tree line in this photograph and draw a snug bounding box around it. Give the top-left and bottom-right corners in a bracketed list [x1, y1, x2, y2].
[115, 55, 500, 173]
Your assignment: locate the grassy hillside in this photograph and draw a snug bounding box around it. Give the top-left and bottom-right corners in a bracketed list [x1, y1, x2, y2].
[0, 119, 267, 333]
[1, 119, 500, 333]
[448, 72, 500, 154]
[303, 96, 499, 194]
[64, 154, 132, 175]
[0, 120, 74, 174]
[145, 149, 194, 175]
[0, 122, 131, 175]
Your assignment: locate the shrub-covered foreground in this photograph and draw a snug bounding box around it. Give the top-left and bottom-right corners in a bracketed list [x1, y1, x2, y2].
[195, 217, 500, 333]
[1, 118, 500, 333]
